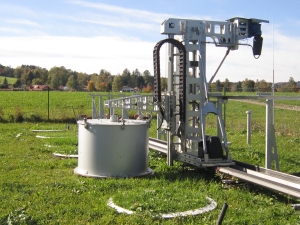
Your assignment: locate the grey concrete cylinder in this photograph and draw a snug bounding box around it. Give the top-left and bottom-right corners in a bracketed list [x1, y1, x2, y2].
[74, 119, 152, 178]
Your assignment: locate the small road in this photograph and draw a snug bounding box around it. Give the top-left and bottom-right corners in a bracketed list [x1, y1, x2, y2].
[232, 99, 300, 111]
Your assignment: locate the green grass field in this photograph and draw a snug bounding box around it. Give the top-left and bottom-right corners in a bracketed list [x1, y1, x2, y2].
[0, 76, 17, 85]
[1, 92, 300, 224]
[0, 91, 146, 122]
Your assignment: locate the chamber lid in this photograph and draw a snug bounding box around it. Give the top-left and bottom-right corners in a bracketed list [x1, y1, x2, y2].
[77, 119, 148, 126]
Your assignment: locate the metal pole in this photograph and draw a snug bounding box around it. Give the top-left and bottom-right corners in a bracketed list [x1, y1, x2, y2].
[92, 96, 97, 119]
[223, 88, 226, 128]
[109, 94, 114, 116]
[48, 86, 50, 120]
[265, 99, 280, 170]
[246, 111, 252, 144]
[217, 98, 222, 140]
[99, 96, 103, 118]
[272, 20, 275, 124]
[266, 99, 272, 169]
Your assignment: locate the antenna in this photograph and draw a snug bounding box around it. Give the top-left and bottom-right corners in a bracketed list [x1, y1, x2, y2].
[272, 20, 275, 124]
[272, 20, 275, 95]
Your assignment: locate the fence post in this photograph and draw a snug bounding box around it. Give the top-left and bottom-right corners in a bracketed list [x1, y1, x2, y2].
[48, 86, 50, 120]
[246, 110, 252, 144]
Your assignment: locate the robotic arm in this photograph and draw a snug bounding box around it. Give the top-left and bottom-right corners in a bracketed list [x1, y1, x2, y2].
[161, 17, 269, 57]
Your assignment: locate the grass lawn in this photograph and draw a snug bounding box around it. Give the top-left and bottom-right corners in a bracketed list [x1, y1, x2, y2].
[0, 92, 300, 224]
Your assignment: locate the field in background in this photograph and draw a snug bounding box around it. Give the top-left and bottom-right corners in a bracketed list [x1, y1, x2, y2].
[1, 91, 300, 122]
[0, 92, 141, 122]
[0, 76, 17, 85]
[1, 92, 300, 223]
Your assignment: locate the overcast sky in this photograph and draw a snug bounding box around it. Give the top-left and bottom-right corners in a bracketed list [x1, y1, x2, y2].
[0, 0, 300, 82]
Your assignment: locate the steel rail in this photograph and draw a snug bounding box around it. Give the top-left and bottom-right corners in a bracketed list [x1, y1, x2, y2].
[149, 137, 167, 154]
[148, 137, 300, 199]
[219, 167, 300, 199]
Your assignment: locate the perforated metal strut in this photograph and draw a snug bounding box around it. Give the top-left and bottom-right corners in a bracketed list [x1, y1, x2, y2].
[153, 38, 186, 122]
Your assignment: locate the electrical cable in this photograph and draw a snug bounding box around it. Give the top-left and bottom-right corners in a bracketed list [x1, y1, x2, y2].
[156, 104, 165, 130]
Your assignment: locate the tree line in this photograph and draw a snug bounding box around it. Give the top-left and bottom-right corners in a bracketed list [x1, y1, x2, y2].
[209, 77, 299, 92]
[0, 64, 298, 92]
[0, 64, 158, 92]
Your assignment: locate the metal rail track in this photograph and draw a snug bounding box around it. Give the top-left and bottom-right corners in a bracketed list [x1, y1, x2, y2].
[149, 138, 300, 199]
[149, 137, 167, 154]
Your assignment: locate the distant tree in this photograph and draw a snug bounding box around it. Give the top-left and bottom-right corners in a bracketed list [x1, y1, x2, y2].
[143, 70, 151, 76]
[121, 69, 131, 86]
[0, 64, 5, 76]
[6, 66, 14, 77]
[128, 74, 138, 88]
[1, 77, 8, 88]
[94, 75, 105, 91]
[33, 67, 48, 84]
[288, 77, 298, 92]
[143, 70, 154, 86]
[87, 80, 96, 92]
[209, 82, 215, 92]
[280, 77, 298, 92]
[242, 79, 255, 92]
[77, 73, 87, 90]
[99, 69, 111, 77]
[132, 69, 141, 77]
[89, 74, 98, 84]
[230, 82, 242, 92]
[161, 77, 167, 91]
[21, 65, 38, 70]
[65, 69, 74, 86]
[48, 66, 70, 87]
[255, 79, 270, 92]
[236, 81, 242, 92]
[222, 78, 231, 92]
[106, 76, 113, 91]
[19, 68, 31, 85]
[13, 67, 23, 79]
[142, 85, 152, 93]
[137, 76, 145, 90]
[0, 65, 14, 77]
[66, 75, 78, 91]
[254, 79, 260, 91]
[50, 73, 60, 89]
[97, 82, 107, 92]
[112, 75, 123, 92]
[215, 79, 223, 92]
[32, 78, 44, 85]
[96, 70, 111, 91]
[13, 79, 22, 88]
[230, 83, 237, 92]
